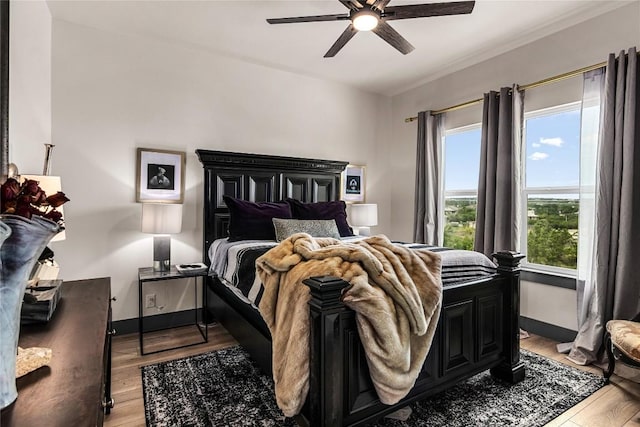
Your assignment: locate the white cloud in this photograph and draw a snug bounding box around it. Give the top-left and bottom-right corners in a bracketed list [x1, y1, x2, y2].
[532, 143, 541, 148]
[529, 152, 549, 161]
[539, 137, 564, 147]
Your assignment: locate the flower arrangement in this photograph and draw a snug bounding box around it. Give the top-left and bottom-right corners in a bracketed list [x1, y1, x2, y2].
[1, 178, 70, 225]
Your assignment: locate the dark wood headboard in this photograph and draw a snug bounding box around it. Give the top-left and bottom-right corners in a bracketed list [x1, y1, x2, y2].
[196, 150, 348, 263]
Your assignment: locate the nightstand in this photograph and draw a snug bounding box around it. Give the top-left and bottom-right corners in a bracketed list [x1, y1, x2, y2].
[138, 266, 208, 355]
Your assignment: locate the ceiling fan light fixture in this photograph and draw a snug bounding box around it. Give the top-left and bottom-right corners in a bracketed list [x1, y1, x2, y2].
[352, 10, 379, 31]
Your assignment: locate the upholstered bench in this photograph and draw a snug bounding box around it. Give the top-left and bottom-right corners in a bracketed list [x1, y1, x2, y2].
[603, 319, 640, 383]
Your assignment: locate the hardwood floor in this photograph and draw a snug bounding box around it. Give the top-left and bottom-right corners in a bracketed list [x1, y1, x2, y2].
[104, 325, 640, 427]
[105, 324, 237, 427]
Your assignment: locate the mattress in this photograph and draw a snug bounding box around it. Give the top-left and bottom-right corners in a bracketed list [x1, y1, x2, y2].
[208, 237, 497, 311]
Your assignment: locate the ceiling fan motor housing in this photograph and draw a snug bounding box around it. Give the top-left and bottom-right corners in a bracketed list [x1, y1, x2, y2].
[351, 6, 381, 31]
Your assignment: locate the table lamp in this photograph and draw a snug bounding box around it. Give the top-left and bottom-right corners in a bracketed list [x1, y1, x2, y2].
[349, 203, 378, 236]
[141, 203, 182, 271]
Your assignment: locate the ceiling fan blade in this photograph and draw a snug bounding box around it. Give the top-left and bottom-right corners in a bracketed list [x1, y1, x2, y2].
[324, 24, 358, 57]
[339, 0, 363, 10]
[372, 0, 391, 11]
[372, 21, 414, 54]
[267, 13, 349, 24]
[384, 1, 475, 20]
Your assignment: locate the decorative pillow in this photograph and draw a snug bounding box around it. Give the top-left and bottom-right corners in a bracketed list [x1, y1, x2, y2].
[272, 218, 341, 242]
[223, 195, 292, 241]
[286, 199, 353, 237]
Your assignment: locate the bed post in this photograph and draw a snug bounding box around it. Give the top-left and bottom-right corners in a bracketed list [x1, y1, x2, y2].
[303, 275, 351, 427]
[490, 251, 526, 383]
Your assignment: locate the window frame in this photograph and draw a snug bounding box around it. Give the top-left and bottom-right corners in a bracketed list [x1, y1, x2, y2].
[520, 102, 581, 276]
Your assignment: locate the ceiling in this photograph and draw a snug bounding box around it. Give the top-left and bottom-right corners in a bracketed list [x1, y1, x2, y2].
[46, 0, 630, 97]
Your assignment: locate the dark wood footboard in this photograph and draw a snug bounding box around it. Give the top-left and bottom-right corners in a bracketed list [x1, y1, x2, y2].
[302, 251, 525, 427]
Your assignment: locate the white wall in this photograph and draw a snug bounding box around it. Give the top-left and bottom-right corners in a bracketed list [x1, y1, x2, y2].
[42, 20, 390, 321]
[9, 1, 52, 169]
[390, 2, 640, 329]
[521, 281, 578, 331]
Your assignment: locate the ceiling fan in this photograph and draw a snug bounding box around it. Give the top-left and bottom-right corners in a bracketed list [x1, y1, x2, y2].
[267, 0, 475, 57]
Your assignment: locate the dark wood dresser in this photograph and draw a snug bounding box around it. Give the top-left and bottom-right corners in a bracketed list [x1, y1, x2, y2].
[1, 277, 114, 427]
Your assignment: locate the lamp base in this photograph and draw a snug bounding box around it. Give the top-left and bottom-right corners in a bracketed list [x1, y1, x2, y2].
[153, 235, 171, 272]
[356, 226, 371, 236]
[153, 260, 171, 272]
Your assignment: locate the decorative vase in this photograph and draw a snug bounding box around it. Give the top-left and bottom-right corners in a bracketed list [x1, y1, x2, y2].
[0, 214, 59, 410]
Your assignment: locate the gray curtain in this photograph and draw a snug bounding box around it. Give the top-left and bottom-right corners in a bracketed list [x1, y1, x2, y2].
[474, 86, 523, 256]
[569, 47, 640, 365]
[413, 111, 444, 245]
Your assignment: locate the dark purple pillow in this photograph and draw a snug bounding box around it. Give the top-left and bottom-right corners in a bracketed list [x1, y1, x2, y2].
[223, 196, 292, 241]
[286, 199, 353, 237]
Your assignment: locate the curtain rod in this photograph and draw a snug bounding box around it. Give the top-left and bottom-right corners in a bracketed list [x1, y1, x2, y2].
[404, 60, 608, 123]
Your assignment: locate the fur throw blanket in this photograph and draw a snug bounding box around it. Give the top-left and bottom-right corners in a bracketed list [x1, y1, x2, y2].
[256, 233, 442, 417]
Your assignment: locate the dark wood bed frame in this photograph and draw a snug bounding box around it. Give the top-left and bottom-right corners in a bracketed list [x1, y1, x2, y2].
[197, 149, 525, 427]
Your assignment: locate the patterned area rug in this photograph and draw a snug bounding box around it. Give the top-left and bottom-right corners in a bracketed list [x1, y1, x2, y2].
[141, 346, 604, 427]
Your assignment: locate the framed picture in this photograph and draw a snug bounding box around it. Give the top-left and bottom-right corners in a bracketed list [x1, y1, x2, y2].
[341, 164, 366, 203]
[136, 148, 186, 203]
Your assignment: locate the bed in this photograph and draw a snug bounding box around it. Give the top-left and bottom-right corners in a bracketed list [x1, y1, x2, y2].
[196, 149, 525, 427]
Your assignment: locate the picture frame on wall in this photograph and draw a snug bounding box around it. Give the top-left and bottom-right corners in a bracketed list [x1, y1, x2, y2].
[136, 148, 186, 203]
[341, 164, 366, 203]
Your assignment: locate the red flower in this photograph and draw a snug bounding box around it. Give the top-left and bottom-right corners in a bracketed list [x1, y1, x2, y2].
[33, 189, 47, 205]
[1, 178, 20, 205]
[14, 203, 33, 219]
[46, 192, 70, 208]
[23, 179, 40, 196]
[43, 209, 63, 223]
[1, 177, 69, 225]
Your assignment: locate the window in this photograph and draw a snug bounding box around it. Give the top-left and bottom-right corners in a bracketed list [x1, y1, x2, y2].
[521, 103, 581, 272]
[443, 125, 482, 250]
[442, 102, 584, 274]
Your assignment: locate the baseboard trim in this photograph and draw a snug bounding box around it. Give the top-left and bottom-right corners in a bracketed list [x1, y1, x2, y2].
[520, 316, 577, 343]
[112, 309, 199, 335]
[115, 312, 575, 347]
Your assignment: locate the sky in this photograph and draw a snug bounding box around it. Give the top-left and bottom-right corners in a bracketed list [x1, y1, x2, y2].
[444, 107, 581, 191]
[444, 128, 481, 191]
[524, 108, 580, 188]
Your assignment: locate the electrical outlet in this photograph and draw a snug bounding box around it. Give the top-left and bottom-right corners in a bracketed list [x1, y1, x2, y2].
[145, 294, 156, 308]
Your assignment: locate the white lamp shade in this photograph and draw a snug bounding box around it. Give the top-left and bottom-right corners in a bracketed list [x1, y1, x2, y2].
[22, 175, 66, 242]
[141, 203, 183, 234]
[349, 203, 378, 227]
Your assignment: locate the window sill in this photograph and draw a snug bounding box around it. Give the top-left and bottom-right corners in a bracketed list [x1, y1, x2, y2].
[520, 268, 576, 290]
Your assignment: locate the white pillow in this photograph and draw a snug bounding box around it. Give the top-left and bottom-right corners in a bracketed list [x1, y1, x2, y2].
[272, 218, 341, 242]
